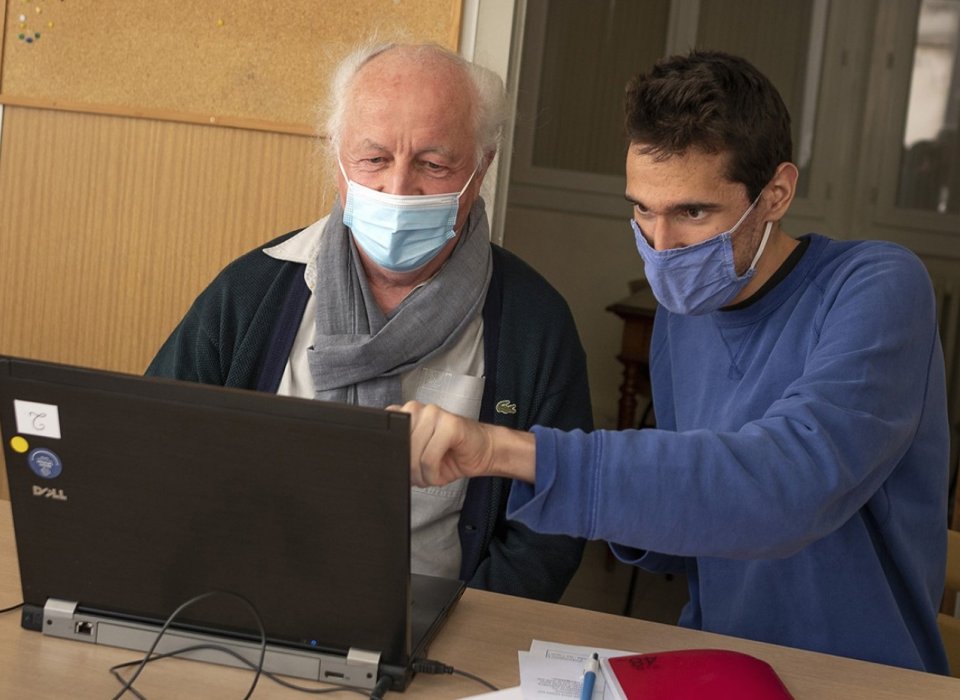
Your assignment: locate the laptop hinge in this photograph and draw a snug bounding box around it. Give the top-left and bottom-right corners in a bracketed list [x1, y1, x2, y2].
[43, 599, 98, 643]
[320, 647, 381, 686]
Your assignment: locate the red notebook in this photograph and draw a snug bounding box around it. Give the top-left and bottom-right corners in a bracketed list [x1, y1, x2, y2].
[601, 649, 794, 700]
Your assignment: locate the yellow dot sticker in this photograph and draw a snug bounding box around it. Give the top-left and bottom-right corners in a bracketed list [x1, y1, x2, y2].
[10, 436, 29, 453]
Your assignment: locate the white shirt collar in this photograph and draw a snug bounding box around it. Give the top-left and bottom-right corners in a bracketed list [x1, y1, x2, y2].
[263, 215, 329, 291]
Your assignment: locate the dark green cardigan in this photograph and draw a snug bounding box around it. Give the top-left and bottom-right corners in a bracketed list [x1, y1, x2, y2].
[147, 230, 593, 602]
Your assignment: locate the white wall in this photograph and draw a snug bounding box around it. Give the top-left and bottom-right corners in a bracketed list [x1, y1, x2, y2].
[502, 206, 644, 429]
[460, 0, 523, 245]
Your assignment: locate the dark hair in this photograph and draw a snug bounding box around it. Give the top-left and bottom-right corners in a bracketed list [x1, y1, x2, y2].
[624, 50, 792, 200]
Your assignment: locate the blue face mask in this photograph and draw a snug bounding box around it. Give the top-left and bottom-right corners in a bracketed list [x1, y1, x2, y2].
[631, 197, 772, 315]
[340, 160, 478, 272]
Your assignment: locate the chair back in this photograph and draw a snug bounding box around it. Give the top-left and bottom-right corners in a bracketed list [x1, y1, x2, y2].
[939, 529, 960, 676]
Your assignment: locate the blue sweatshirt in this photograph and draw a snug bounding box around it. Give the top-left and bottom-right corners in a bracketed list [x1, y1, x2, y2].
[509, 234, 950, 674]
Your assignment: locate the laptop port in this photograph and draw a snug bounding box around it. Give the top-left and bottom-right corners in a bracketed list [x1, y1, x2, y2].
[74, 621, 93, 636]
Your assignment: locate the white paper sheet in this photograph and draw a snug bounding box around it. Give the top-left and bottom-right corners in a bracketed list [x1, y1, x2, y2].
[517, 640, 635, 700]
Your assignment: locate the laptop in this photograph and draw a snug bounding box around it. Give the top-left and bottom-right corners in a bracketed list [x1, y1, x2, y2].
[0, 355, 464, 691]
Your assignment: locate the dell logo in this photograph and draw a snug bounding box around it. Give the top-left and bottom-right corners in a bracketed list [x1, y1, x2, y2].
[32, 485, 67, 501]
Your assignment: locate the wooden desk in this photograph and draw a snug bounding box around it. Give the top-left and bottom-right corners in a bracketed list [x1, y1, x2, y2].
[606, 283, 658, 430]
[1, 502, 958, 698]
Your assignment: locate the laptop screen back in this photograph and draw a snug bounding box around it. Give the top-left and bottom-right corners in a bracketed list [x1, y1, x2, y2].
[0, 356, 415, 664]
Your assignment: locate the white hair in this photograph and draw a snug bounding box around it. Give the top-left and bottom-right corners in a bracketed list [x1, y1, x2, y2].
[322, 41, 509, 167]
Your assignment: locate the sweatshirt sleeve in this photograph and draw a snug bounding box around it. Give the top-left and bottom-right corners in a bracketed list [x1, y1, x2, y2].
[509, 246, 948, 560]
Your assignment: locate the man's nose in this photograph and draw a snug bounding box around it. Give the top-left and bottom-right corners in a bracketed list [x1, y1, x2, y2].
[643, 218, 685, 251]
[382, 167, 419, 196]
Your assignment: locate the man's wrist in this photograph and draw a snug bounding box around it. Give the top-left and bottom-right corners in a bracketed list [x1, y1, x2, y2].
[486, 425, 537, 483]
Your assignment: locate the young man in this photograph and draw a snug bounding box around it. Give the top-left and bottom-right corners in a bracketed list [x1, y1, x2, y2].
[397, 51, 951, 674]
[148, 43, 591, 602]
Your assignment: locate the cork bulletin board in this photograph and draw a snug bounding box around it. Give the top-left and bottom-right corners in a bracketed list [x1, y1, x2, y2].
[0, 0, 463, 132]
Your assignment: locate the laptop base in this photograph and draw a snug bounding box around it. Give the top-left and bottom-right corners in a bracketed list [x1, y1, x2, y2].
[34, 599, 387, 691]
[0, 356, 461, 693]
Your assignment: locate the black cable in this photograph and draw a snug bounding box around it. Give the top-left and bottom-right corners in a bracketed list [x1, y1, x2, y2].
[412, 658, 498, 692]
[104, 599, 474, 699]
[109, 643, 369, 697]
[0, 602, 24, 614]
[450, 668, 498, 691]
[369, 675, 392, 700]
[109, 591, 267, 700]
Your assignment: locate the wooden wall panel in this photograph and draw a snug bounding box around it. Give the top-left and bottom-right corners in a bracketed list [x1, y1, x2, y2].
[0, 106, 337, 499]
[0, 106, 334, 373]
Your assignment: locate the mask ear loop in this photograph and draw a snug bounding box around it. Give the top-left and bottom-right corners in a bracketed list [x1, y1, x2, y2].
[457, 163, 481, 198]
[748, 221, 774, 271]
[730, 193, 762, 233]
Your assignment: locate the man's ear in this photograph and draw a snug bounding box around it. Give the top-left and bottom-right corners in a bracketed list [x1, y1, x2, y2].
[482, 150, 497, 175]
[765, 161, 799, 220]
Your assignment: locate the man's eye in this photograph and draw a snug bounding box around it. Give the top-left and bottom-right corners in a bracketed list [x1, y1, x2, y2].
[634, 204, 651, 216]
[684, 207, 706, 220]
[422, 161, 446, 171]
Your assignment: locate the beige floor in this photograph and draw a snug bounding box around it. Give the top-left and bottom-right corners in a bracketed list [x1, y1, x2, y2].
[558, 540, 689, 625]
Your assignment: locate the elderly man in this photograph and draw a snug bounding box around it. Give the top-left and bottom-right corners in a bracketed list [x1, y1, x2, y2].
[147, 43, 591, 601]
[396, 50, 951, 674]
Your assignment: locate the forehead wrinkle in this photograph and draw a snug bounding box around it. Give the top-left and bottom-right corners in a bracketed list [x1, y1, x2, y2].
[344, 64, 474, 163]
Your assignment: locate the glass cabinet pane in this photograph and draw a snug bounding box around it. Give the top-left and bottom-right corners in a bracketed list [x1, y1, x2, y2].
[695, 0, 826, 200]
[531, 0, 670, 176]
[523, 0, 828, 192]
[897, 0, 960, 215]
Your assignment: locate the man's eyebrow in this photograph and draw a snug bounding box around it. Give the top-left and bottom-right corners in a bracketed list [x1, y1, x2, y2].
[357, 139, 388, 152]
[624, 194, 724, 214]
[416, 145, 455, 159]
[354, 140, 456, 160]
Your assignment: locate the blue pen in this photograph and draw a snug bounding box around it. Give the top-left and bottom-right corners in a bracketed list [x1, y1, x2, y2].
[580, 652, 599, 700]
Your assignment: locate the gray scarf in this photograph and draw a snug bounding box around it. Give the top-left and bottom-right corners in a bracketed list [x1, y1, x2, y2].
[307, 198, 492, 408]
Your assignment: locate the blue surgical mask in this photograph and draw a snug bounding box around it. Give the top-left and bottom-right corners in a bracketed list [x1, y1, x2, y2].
[631, 197, 772, 315]
[339, 160, 477, 272]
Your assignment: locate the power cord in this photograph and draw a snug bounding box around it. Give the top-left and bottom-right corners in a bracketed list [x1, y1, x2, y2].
[108, 590, 386, 699]
[110, 590, 267, 700]
[4, 600, 464, 698]
[369, 675, 393, 700]
[109, 643, 369, 698]
[413, 658, 498, 691]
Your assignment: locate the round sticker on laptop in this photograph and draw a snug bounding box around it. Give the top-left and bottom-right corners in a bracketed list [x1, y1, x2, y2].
[27, 448, 62, 479]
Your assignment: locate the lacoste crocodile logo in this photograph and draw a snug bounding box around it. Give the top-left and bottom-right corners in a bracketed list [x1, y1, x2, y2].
[495, 400, 517, 415]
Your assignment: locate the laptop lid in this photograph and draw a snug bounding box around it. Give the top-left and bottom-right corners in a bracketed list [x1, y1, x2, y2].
[0, 356, 463, 689]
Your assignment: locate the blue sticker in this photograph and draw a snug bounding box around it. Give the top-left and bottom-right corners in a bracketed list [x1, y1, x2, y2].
[27, 448, 62, 479]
